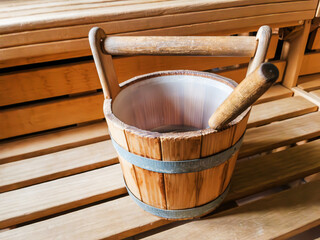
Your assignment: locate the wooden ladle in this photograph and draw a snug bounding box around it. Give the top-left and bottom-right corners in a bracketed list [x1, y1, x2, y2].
[208, 62, 279, 130]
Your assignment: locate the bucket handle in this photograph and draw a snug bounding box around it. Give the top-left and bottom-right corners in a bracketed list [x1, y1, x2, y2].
[89, 26, 271, 100]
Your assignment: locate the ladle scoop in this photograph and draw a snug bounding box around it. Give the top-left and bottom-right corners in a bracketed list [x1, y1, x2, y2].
[208, 62, 279, 130]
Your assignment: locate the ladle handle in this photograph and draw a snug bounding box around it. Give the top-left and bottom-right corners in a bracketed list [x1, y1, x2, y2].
[208, 62, 279, 130]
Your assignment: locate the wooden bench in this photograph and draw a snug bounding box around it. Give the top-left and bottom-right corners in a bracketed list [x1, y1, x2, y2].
[1, 0, 320, 239]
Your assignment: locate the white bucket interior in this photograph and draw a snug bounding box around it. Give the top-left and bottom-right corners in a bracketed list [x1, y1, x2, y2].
[112, 72, 235, 132]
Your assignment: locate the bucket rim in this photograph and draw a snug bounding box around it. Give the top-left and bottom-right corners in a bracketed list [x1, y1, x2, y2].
[104, 70, 251, 138]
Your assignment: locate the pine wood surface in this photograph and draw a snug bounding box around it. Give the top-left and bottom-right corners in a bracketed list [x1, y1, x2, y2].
[298, 73, 320, 91]
[0, 32, 278, 105]
[0, 139, 319, 237]
[247, 96, 318, 128]
[144, 180, 320, 240]
[282, 20, 311, 88]
[0, 89, 305, 164]
[0, 121, 108, 163]
[0, 165, 125, 229]
[0, 34, 278, 106]
[0, 12, 310, 68]
[0, 94, 305, 194]
[0, 2, 306, 49]
[292, 87, 320, 108]
[103, 36, 257, 56]
[310, 89, 320, 99]
[0, 0, 315, 34]
[240, 111, 320, 158]
[300, 52, 320, 76]
[209, 63, 278, 130]
[0, 61, 101, 107]
[0, 93, 104, 140]
[0, 140, 117, 193]
[317, 0, 320, 17]
[218, 60, 286, 84]
[307, 27, 320, 49]
[0, 40, 280, 140]
[254, 84, 293, 104]
[125, 128, 166, 209]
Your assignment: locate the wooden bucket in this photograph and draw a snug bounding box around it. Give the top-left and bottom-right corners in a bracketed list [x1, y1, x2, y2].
[104, 70, 250, 219]
[89, 26, 271, 219]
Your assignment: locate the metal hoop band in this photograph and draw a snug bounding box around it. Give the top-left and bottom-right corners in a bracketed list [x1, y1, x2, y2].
[125, 180, 230, 219]
[111, 134, 244, 174]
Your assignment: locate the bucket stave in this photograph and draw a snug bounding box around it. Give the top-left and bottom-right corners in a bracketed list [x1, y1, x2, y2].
[104, 70, 250, 219]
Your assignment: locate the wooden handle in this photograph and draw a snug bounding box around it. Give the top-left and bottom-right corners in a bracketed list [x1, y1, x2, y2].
[208, 62, 279, 130]
[103, 36, 257, 57]
[247, 25, 272, 75]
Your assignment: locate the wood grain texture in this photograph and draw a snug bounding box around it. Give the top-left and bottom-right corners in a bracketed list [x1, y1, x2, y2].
[1, 139, 319, 238]
[217, 60, 286, 84]
[104, 100, 142, 200]
[161, 132, 201, 210]
[0, 165, 125, 229]
[0, 11, 310, 68]
[0, 56, 245, 106]
[292, 87, 320, 108]
[0, 36, 279, 107]
[0, 61, 100, 106]
[300, 52, 320, 76]
[0, 121, 108, 164]
[0, 140, 117, 193]
[145, 181, 320, 240]
[310, 89, 320, 99]
[298, 73, 320, 91]
[240, 111, 320, 158]
[255, 84, 293, 104]
[0, 33, 278, 103]
[247, 96, 318, 128]
[0, 93, 104, 140]
[282, 20, 311, 88]
[197, 126, 236, 206]
[0, 1, 304, 49]
[247, 25, 271, 75]
[209, 62, 279, 129]
[0, 0, 314, 34]
[104, 36, 257, 56]
[227, 139, 320, 201]
[317, 0, 320, 17]
[89, 27, 120, 99]
[125, 128, 166, 209]
[307, 27, 320, 50]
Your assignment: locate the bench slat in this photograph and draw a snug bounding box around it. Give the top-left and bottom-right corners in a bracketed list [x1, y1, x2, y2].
[0, 121, 108, 163]
[247, 96, 318, 128]
[255, 84, 293, 104]
[0, 0, 314, 34]
[0, 93, 104, 140]
[145, 181, 320, 240]
[300, 52, 320, 76]
[240, 111, 320, 158]
[0, 42, 278, 106]
[218, 60, 286, 84]
[310, 89, 320, 98]
[0, 165, 125, 230]
[298, 73, 320, 91]
[0, 93, 313, 164]
[0, 140, 117, 193]
[0, 11, 310, 68]
[0, 1, 299, 48]
[0, 139, 319, 232]
[1, 98, 316, 193]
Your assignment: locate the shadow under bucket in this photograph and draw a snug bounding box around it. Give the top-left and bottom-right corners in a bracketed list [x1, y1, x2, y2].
[104, 70, 250, 220]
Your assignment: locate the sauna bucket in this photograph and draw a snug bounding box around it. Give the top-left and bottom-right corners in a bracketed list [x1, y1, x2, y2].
[89, 26, 272, 219]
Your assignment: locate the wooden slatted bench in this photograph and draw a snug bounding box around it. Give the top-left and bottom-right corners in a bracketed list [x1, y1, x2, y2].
[1, 0, 320, 239]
